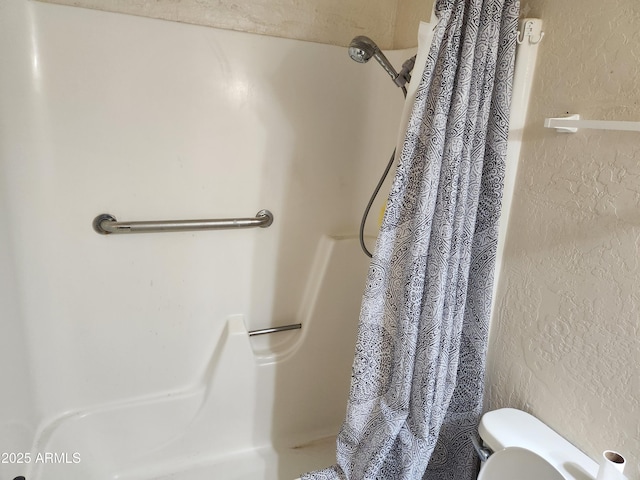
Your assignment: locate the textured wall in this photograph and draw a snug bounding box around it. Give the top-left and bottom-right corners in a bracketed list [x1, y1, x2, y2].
[487, 1, 640, 479]
[38, 0, 433, 49]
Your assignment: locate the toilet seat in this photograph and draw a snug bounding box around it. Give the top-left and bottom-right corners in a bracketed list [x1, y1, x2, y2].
[477, 447, 565, 480]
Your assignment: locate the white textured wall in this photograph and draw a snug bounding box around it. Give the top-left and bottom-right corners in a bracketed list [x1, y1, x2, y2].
[487, 1, 640, 479]
[39, 0, 433, 49]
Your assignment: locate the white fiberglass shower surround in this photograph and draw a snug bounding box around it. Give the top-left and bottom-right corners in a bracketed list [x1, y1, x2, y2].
[0, 1, 541, 479]
[0, 1, 408, 479]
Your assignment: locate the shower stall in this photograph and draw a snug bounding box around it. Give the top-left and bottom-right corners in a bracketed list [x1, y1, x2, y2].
[0, 0, 411, 479]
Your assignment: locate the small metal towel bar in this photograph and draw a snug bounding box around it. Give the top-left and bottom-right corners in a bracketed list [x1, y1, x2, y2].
[93, 209, 273, 235]
[248, 323, 302, 337]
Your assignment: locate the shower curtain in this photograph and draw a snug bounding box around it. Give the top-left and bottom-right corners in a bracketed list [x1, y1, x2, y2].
[303, 0, 519, 479]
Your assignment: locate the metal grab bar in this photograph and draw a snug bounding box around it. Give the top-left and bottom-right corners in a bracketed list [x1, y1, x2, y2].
[93, 209, 273, 235]
[248, 323, 301, 337]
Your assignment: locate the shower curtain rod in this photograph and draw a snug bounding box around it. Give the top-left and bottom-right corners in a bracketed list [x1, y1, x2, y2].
[93, 210, 274, 234]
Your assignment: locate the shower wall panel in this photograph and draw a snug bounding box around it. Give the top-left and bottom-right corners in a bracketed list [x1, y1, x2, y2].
[0, 0, 407, 457]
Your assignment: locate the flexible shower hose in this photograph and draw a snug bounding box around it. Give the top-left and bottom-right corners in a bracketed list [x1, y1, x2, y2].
[358, 148, 396, 258]
[359, 85, 406, 258]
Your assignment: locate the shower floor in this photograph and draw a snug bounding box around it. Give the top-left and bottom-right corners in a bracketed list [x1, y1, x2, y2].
[118, 436, 337, 480]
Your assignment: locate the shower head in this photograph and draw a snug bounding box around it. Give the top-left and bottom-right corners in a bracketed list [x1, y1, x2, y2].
[348, 36, 379, 63]
[348, 36, 415, 97]
[348, 36, 399, 81]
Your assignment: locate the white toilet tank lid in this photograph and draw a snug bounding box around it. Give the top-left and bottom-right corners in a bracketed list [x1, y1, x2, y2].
[479, 408, 599, 480]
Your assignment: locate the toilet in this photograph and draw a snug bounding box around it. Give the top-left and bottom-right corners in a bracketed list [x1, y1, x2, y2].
[477, 408, 600, 480]
[298, 408, 603, 480]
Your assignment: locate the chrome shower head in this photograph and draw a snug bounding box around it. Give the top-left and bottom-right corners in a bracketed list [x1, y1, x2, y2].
[348, 36, 379, 64]
[348, 36, 399, 81]
[347, 36, 415, 97]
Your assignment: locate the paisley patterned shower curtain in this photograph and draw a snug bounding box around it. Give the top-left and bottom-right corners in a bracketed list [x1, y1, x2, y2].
[303, 0, 519, 479]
